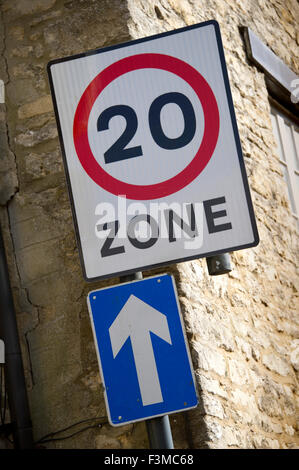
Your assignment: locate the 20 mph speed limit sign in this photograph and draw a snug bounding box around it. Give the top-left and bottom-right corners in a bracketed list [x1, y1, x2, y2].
[48, 20, 259, 281]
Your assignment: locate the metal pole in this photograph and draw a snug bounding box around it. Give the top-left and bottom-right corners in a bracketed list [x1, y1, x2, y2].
[0, 224, 34, 449]
[120, 271, 174, 449]
[145, 415, 174, 449]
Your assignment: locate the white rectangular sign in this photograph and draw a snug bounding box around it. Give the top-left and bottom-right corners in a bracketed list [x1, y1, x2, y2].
[48, 20, 259, 281]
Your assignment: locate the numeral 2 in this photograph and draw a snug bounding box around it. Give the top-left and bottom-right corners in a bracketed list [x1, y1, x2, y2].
[97, 92, 196, 164]
[97, 105, 143, 164]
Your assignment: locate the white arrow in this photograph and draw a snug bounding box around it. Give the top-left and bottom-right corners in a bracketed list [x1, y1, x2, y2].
[109, 295, 172, 406]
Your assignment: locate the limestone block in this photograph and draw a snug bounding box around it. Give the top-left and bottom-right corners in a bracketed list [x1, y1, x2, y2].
[11, 64, 35, 80]
[280, 385, 297, 416]
[18, 95, 53, 120]
[201, 393, 225, 419]
[230, 388, 257, 411]
[203, 415, 223, 442]
[119, 422, 149, 449]
[290, 339, 299, 371]
[199, 374, 228, 399]
[222, 426, 243, 447]
[228, 358, 251, 385]
[24, 148, 63, 181]
[262, 352, 292, 376]
[284, 424, 295, 436]
[230, 407, 255, 426]
[15, 121, 58, 147]
[11, 46, 33, 58]
[29, 9, 62, 27]
[251, 434, 280, 449]
[1, 0, 56, 18]
[8, 189, 71, 251]
[15, 239, 62, 285]
[260, 414, 283, 434]
[9, 27, 24, 46]
[257, 391, 283, 419]
[192, 342, 227, 377]
[188, 310, 235, 352]
[95, 435, 121, 449]
[235, 336, 252, 361]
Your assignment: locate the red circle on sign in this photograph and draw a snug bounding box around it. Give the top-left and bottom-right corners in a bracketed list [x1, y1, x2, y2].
[73, 53, 219, 200]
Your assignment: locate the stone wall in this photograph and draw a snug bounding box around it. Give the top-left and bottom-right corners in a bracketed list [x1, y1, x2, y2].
[0, 0, 298, 449]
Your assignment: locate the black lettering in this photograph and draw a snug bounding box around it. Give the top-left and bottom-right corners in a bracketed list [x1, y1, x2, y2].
[97, 220, 125, 257]
[165, 203, 197, 242]
[127, 214, 159, 249]
[97, 105, 142, 164]
[203, 196, 232, 233]
[148, 92, 196, 150]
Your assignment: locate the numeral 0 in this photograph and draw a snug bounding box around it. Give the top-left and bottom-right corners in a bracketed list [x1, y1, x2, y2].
[97, 92, 196, 164]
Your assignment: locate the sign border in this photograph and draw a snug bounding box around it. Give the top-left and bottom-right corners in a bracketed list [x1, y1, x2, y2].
[47, 20, 259, 282]
[87, 273, 198, 426]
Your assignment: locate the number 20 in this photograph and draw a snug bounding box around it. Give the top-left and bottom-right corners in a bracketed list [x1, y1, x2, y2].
[97, 92, 196, 164]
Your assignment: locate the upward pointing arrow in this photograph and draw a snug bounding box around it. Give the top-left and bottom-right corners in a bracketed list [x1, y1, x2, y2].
[109, 295, 172, 406]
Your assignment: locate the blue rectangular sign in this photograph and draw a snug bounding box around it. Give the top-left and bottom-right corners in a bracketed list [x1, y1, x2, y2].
[87, 274, 198, 426]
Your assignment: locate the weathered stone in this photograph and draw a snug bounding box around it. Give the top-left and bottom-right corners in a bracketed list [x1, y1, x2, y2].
[235, 336, 252, 361]
[201, 393, 225, 419]
[290, 339, 299, 371]
[284, 424, 295, 436]
[203, 415, 223, 442]
[18, 95, 53, 120]
[15, 121, 58, 147]
[230, 389, 257, 411]
[29, 9, 62, 26]
[230, 407, 254, 426]
[9, 25, 24, 41]
[262, 353, 292, 376]
[251, 346, 261, 362]
[222, 426, 243, 447]
[257, 391, 283, 418]
[251, 434, 280, 449]
[192, 342, 226, 377]
[199, 375, 228, 399]
[228, 358, 251, 385]
[95, 435, 121, 449]
[24, 148, 63, 181]
[248, 365, 264, 391]
[2, 0, 56, 18]
[260, 414, 283, 434]
[280, 385, 297, 416]
[188, 310, 235, 352]
[15, 239, 63, 285]
[11, 46, 33, 58]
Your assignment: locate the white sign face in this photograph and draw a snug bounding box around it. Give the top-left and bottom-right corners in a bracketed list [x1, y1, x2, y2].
[48, 20, 259, 281]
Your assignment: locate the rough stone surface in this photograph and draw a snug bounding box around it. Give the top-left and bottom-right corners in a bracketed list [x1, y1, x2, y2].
[18, 95, 53, 120]
[0, 0, 298, 449]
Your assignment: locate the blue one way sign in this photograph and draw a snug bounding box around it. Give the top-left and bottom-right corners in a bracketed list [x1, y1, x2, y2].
[87, 274, 198, 426]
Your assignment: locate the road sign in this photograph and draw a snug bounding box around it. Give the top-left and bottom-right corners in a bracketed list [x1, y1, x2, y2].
[87, 274, 198, 426]
[48, 20, 259, 281]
